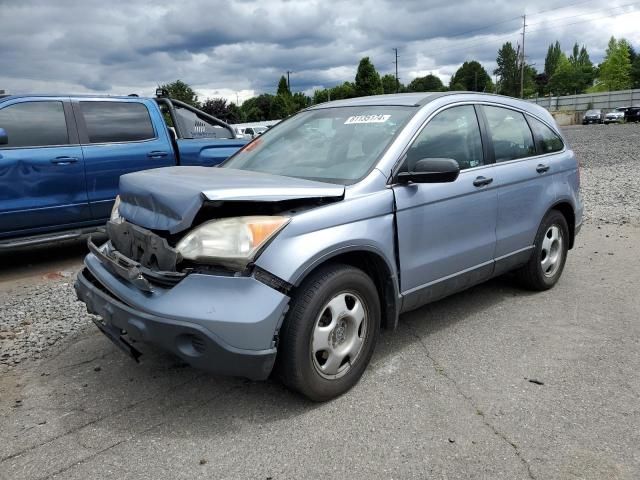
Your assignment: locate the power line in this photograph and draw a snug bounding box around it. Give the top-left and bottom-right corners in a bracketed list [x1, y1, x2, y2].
[437, 0, 602, 42]
[527, 8, 640, 33]
[419, 7, 638, 60]
[526, 1, 640, 27]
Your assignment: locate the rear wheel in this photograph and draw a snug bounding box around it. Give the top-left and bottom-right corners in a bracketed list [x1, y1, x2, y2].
[276, 264, 380, 401]
[516, 210, 569, 291]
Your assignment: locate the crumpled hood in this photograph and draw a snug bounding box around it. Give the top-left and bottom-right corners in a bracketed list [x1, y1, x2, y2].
[118, 166, 345, 234]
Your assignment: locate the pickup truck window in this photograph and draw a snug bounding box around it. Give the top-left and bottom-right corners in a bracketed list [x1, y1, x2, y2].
[0, 101, 69, 148]
[173, 104, 234, 139]
[79, 101, 155, 143]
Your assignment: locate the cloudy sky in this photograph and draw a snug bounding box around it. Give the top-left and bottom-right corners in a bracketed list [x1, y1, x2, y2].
[1, 0, 639, 103]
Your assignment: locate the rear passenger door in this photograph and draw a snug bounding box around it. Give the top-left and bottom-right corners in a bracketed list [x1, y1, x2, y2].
[0, 98, 90, 237]
[480, 105, 560, 274]
[73, 99, 176, 220]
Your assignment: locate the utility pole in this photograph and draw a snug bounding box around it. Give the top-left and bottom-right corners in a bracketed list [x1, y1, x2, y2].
[520, 14, 526, 98]
[393, 48, 399, 92]
[286, 70, 292, 92]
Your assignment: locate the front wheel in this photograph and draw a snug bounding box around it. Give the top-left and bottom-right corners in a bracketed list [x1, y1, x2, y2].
[276, 264, 380, 401]
[515, 210, 569, 291]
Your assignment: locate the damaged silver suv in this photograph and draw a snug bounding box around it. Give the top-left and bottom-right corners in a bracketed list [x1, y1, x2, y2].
[76, 92, 582, 401]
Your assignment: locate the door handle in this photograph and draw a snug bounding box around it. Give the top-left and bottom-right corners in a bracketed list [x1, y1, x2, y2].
[536, 164, 550, 173]
[147, 151, 169, 159]
[50, 156, 78, 165]
[473, 176, 493, 187]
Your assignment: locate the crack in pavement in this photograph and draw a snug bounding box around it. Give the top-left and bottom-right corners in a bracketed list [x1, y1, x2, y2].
[0, 372, 206, 464]
[38, 383, 243, 480]
[405, 321, 536, 480]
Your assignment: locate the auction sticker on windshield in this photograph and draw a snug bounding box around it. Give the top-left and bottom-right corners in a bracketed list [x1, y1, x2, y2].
[344, 114, 391, 124]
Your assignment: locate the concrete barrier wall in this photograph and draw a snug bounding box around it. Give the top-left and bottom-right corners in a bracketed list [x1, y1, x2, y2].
[528, 89, 640, 114]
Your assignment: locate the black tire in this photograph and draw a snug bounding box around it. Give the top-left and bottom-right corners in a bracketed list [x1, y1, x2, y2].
[516, 210, 570, 291]
[276, 263, 380, 401]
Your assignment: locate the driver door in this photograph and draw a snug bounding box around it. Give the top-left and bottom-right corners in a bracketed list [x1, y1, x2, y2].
[393, 104, 498, 311]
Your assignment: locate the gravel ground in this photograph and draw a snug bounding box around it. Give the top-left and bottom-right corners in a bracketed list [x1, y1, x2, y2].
[563, 123, 640, 225]
[0, 124, 638, 368]
[0, 277, 95, 367]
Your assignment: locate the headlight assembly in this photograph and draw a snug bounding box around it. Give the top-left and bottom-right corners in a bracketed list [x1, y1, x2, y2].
[176, 216, 290, 269]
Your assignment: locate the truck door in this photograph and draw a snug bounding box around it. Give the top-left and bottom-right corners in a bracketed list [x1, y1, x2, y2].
[169, 102, 241, 166]
[0, 98, 90, 237]
[73, 99, 176, 220]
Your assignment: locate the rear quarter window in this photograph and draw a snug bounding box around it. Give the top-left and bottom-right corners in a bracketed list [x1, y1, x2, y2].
[527, 116, 564, 154]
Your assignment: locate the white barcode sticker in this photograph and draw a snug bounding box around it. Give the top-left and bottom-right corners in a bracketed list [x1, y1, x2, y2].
[344, 114, 391, 124]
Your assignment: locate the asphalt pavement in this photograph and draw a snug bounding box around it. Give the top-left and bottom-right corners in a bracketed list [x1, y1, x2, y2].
[1, 221, 638, 480]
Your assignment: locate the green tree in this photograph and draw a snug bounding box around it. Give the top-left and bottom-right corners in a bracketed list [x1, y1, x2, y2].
[381, 73, 400, 94]
[159, 80, 200, 107]
[544, 41, 563, 79]
[567, 43, 595, 93]
[450, 61, 493, 92]
[628, 44, 640, 88]
[313, 88, 330, 104]
[331, 81, 357, 100]
[269, 94, 290, 119]
[632, 56, 640, 88]
[406, 74, 445, 92]
[354, 57, 383, 96]
[291, 92, 310, 112]
[227, 102, 243, 123]
[548, 54, 574, 95]
[495, 42, 520, 97]
[277, 75, 291, 96]
[240, 94, 275, 121]
[200, 98, 242, 123]
[590, 37, 632, 92]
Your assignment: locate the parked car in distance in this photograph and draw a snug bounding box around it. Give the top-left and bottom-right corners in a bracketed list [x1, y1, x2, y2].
[241, 126, 268, 138]
[76, 92, 583, 401]
[582, 109, 603, 124]
[0, 93, 247, 248]
[623, 105, 640, 123]
[604, 107, 626, 124]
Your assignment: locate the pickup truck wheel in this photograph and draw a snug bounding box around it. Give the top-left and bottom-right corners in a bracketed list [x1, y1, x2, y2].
[515, 210, 569, 291]
[276, 264, 380, 401]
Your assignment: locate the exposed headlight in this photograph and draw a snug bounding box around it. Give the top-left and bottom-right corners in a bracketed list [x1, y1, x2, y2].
[110, 195, 123, 222]
[176, 216, 290, 269]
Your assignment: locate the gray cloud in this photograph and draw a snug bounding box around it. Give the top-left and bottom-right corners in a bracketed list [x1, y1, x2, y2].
[1, 0, 638, 100]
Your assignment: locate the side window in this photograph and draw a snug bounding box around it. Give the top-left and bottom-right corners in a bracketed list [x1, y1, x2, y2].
[79, 102, 155, 143]
[483, 106, 536, 162]
[0, 101, 68, 148]
[405, 105, 484, 171]
[173, 104, 234, 139]
[527, 116, 564, 154]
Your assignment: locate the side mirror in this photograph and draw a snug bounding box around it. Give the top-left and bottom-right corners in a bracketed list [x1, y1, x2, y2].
[0, 128, 7, 146]
[397, 158, 460, 184]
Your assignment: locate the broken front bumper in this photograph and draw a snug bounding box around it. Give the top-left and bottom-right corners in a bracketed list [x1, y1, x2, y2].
[75, 248, 290, 380]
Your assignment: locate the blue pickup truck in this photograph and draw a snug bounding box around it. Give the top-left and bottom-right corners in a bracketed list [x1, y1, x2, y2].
[0, 93, 247, 248]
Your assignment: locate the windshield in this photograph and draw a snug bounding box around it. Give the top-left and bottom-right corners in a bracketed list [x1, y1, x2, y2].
[222, 106, 414, 184]
[586, 110, 600, 115]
